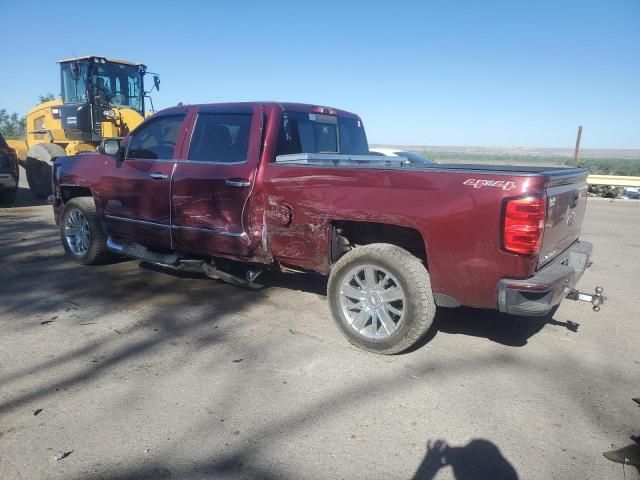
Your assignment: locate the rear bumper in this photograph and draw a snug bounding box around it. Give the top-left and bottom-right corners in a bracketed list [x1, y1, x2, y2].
[498, 241, 593, 316]
[0, 173, 17, 190]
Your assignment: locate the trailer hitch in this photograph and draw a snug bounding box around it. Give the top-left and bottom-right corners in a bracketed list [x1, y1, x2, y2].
[566, 286, 605, 311]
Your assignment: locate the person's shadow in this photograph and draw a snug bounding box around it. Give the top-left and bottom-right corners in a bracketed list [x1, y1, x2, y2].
[413, 439, 519, 480]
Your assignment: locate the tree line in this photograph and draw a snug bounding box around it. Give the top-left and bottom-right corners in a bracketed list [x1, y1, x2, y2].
[0, 94, 57, 139]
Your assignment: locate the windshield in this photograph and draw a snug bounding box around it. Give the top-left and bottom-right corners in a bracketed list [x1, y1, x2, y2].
[60, 60, 143, 113]
[276, 111, 369, 157]
[91, 62, 143, 113]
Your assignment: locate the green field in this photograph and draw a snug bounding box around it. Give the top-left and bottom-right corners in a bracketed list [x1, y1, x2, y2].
[409, 150, 640, 176]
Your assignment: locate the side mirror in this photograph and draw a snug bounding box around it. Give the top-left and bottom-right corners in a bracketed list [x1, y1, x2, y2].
[99, 138, 121, 157]
[153, 75, 160, 91]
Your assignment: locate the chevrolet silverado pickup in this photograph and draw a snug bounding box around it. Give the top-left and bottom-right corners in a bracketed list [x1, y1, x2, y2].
[51, 102, 601, 354]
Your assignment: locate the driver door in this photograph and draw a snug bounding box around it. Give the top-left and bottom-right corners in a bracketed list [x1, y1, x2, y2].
[99, 111, 187, 249]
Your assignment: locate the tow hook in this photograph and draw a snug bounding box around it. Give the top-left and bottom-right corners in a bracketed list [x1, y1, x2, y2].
[566, 286, 605, 311]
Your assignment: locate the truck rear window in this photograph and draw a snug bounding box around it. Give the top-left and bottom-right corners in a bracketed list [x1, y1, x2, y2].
[0, 133, 8, 149]
[275, 111, 368, 157]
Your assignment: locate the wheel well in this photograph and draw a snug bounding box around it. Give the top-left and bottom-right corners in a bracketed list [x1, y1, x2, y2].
[331, 221, 428, 266]
[60, 186, 93, 203]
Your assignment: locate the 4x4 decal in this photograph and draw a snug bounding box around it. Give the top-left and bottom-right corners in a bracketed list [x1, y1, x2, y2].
[463, 179, 517, 191]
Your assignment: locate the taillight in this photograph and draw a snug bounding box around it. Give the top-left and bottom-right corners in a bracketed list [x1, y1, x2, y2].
[503, 196, 546, 255]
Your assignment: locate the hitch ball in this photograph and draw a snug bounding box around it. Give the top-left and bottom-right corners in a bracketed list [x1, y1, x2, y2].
[566, 286, 605, 312]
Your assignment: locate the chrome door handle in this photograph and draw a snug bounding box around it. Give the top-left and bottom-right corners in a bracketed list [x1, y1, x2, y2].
[149, 173, 168, 180]
[225, 179, 250, 187]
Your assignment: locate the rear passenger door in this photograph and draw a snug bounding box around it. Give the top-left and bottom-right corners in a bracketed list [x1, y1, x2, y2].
[171, 106, 261, 257]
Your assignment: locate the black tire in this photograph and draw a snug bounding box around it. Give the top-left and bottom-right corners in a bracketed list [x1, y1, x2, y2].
[59, 197, 112, 265]
[0, 189, 17, 206]
[25, 143, 66, 199]
[328, 243, 436, 354]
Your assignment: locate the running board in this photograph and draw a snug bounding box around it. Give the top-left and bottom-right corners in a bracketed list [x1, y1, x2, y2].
[201, 262, 263, 290]
[106, 237, 263, 288]
[106, 237, 179, 266]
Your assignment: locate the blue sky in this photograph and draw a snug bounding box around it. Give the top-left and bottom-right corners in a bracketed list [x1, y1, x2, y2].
[1, 0, 638, 148]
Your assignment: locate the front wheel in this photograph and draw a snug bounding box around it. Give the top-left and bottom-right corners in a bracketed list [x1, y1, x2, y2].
[327, 243, 436, 354]
[60, 197, 112, 265]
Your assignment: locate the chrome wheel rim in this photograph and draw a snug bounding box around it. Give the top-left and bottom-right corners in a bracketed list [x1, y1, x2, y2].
[64, 208, 90, 256]
[339, 264, 405, 339]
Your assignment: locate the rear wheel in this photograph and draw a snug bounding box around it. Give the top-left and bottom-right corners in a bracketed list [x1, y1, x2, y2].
[327, 243, 436, 354]
[60, 197, 112, 265]
[25, 143, 66, 199]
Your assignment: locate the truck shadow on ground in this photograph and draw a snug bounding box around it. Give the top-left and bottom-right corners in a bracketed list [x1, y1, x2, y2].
[412, 438, 519, 480]
[260, 271, 579, 349]
[427, 307, 579, 348]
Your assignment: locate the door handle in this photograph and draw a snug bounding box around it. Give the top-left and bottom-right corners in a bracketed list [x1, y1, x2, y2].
[149, 173, 168, 180]
[225, 178, 251, 188]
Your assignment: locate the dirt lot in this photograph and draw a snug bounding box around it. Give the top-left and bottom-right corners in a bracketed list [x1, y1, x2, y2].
[1, 170, 639, 480]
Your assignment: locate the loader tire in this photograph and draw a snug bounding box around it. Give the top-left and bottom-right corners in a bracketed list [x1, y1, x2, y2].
[25, 143, 65, 199]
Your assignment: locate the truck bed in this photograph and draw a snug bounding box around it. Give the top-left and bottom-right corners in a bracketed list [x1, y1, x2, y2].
[275, 153, 588, 178]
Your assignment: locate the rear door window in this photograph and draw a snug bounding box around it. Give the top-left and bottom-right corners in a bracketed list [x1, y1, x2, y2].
[188, 113, 252, 163]
[276, 111, 369, 157]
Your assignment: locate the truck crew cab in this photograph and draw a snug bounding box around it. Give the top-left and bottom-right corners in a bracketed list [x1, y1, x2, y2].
[51, 102, 602, 354]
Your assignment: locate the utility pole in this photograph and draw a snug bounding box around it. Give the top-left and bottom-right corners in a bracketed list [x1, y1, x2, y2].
[573, 126, 582, 167]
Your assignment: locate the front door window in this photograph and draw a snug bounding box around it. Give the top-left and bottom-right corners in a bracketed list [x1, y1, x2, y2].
[126, 115, 185, 160]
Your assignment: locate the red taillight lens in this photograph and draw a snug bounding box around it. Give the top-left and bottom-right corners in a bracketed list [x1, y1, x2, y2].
[503, 196, 546, 255]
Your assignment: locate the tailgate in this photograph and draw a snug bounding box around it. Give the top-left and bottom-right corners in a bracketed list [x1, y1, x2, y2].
[538, 170, 589, 268]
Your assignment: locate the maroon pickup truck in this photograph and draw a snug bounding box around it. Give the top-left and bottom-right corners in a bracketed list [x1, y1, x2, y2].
[51, 102, 601, 354]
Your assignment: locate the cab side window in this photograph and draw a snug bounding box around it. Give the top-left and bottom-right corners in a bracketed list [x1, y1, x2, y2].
[126, 114, 185, 160]
[188, 113, 252, 163]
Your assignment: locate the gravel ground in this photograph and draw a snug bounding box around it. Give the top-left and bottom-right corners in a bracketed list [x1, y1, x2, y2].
[1, 169, 638, 480]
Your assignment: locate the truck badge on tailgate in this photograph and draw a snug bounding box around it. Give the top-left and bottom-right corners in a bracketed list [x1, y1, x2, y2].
[463, 179, 517, 191]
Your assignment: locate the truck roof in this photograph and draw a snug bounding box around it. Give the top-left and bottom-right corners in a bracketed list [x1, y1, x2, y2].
[157, 102, 361, 119]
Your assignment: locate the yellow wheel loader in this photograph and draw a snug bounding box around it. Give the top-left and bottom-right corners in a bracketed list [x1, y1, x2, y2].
[9, 56, 160, 198]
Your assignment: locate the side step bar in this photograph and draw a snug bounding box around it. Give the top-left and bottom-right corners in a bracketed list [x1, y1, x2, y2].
[106, 236, 263, 289]
[106, 237, 179, 266]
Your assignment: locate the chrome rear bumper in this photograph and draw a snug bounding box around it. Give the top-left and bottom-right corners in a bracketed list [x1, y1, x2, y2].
[498, 241, 593, 316]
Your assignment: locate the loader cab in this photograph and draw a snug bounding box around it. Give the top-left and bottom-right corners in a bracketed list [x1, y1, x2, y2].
[58, 56, 155, 141]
